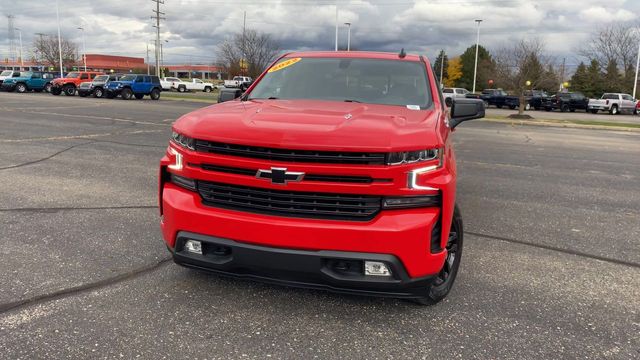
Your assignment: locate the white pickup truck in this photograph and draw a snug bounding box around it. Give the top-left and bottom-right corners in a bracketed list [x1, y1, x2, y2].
[160, 77, 215, 92]
[588, 93, 637, 115]
[224, 76, 253, 90]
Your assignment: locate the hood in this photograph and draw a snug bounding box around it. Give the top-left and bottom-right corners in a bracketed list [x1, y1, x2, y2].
[174, 99, 443, 152]
[53, 77, 76, 84]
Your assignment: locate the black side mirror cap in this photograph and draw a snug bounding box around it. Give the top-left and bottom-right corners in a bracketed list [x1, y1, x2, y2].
[444, 97, 453, 108]
[218, 88, 243, 103]
[449, 98, 485, 129]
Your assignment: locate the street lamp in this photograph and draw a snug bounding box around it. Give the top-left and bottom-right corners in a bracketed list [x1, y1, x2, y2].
[14, 28, 23, 68]
[160, 40, 168, 77]
[344, 22, 351, 51]
[77, 26, 86, 71]
[472, 19, 483, 93]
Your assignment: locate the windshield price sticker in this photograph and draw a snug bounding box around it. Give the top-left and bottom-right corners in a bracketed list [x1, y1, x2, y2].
[268, 58, 302, 73]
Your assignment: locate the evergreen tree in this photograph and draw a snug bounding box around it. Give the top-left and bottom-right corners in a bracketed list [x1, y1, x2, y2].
[458, 45, 495, 91]
[432, 50, 448, 85]
[569, 62, 589, 95]
[603, 59, 622, 93]
[586, 59, 604, 97]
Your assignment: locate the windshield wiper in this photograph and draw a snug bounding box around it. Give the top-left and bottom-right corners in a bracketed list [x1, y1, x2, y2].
[343, 99, 361, 103]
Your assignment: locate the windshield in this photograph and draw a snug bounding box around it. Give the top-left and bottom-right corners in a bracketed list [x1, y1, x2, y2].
[94, 75, 109, 81]
[66, 72, 80, 78]
[249, 57, 432, 108]
[119, 75, 137, 81]
[1, 70, 13, 76]
[19, 72, 32, 77]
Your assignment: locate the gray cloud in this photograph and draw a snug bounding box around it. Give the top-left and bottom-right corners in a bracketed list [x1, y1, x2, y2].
[1, 0, 639, 67]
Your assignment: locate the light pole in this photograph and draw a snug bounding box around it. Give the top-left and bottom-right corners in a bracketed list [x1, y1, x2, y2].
[334, 5, 338, 51]
[344, 22, 351, 51]
[439, 49, 445, 86]
[633, 29, 640, 99]
[55, 0, 64, 77]
[160, 40, 168, 77]
[77, 26, 86, 71]
[147, 40, 155, 75]
[472, 19, 483, 93]
[14, 28, 23, 68]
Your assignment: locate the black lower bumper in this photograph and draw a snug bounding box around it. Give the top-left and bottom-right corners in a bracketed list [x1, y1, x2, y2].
[77, 89, 92, 96]
[171, 231, 435, 299]
[1, 84, 15, 91]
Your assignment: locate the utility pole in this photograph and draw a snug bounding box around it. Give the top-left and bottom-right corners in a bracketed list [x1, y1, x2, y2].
[472, 19, 483, 93]
[146, 43, 150, 75]
[335, 5, 338, 51]
[344, 22, 351, 51]
[559, 57, 566, 92]
[151, 0, 165, 77]
[77, 27, 86, 71]
[56, 0, 64, 77]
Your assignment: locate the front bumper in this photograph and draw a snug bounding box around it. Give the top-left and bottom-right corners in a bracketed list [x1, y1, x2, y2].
[106, 88, 122, 96]
[172, 231, 436, 298]
[588, 105, 608, 110]
[78, 88, 93, 96]
[0, 83, 15, 91]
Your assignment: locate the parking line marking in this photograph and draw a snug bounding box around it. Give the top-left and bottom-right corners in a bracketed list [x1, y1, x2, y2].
[0, 130, 164, 143]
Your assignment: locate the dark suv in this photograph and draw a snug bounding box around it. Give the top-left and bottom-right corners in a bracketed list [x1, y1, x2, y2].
[544, 92, 589, 112]
[78, 74, 123, 98]
[105, 74, 162, 100]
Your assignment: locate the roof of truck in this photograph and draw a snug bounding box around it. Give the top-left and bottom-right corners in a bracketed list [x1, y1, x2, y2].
[283, 51, 423, 62]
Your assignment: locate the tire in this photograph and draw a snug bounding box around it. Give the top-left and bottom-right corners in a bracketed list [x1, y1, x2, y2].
[44, 83, 52, 93]
[508, 105, 516, 110]
[93, 87, 104, 98]
[413, 205, 464, 305]
[51, 87, 62, 95]
[561, 104, 569, 112]
[178, 85, 186, 93]
[496, 104, 503, 109]
[525, 103, 531, 111]
[150, 88, 161, 100]
[590, 109, 598, 114]
[134, 94, 144, 100]
[63, 84, 76, 96]
[610, 105, 619, 115]
[204, 86, 212, 93]
[15, 83, 27, 93]
[121, 88, 132, 100]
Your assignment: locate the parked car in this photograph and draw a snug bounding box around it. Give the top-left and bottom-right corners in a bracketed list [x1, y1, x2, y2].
[467, 88, 519, 109]
[544, 92, 589, 112]
[0, 71, 56, 93]
[524, 90, 550, 111]
[160, 77, 182, 91]
[105, 74, 162, 100]
[77, 74, 123, 98]
[587, 93, 637, 115]
[224, 76, 253, 90]
[160, 51, 486, 305]
[50, 71, 105, 96]
[442, 88, 470, 100]
[179, 79, 215, 93]
[0, 70, 20, 86]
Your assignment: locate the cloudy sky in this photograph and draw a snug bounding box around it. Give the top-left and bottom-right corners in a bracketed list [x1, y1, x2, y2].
[1, 0, 639, 69]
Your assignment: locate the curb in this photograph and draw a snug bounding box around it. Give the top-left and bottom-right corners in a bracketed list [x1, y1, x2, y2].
[483, 118, 640, 133]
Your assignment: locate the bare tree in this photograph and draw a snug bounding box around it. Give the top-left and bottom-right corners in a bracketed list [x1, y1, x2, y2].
[494, 38, 556, 115]
[32, 35, 77, 68]
[217, 29, 280, 78]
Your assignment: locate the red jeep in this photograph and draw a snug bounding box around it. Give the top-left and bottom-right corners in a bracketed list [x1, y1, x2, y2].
[159, 51, 484, 304]
[50, 71, 104, 96]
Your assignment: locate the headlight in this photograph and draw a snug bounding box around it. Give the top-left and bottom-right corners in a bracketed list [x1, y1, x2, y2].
[116, 83, 123, 88]
[387, 148, 441, 165]
[171, 131, 195, 150]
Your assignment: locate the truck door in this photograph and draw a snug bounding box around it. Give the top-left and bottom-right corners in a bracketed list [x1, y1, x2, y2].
[31, 72, 44, 89]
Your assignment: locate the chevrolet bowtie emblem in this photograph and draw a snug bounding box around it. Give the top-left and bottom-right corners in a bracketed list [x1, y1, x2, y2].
[256, 167, 304, 185]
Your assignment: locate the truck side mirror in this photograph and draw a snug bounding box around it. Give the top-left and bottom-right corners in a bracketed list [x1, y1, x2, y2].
[218, 88, 243, 103]
[444, 97, 453, 108]
[449, 98, 485, 129]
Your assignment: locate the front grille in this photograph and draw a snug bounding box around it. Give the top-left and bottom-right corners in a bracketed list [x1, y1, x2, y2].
[195, 140, 386, 165]
[196, 163, 382, 184]
[197, 181, 381, 221]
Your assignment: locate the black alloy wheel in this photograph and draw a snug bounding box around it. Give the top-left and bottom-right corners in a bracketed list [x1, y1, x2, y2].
[414, 205, 464, 305]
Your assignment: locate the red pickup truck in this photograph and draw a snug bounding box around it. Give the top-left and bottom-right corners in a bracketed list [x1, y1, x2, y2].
[50, 71, 104, 96]
[159, 51, 484, 304]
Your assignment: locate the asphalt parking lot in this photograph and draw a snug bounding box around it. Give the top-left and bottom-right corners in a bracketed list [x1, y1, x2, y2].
[0, 92, 638, 359]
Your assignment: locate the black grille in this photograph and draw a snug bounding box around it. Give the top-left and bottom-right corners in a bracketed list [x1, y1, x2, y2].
[195, 140, 386, 165]
[197, 181, 381, 221]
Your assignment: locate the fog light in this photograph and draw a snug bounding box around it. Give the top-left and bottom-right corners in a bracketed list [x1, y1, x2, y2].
[364, 261, 391, 276]
[184, 240, 202, 255]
